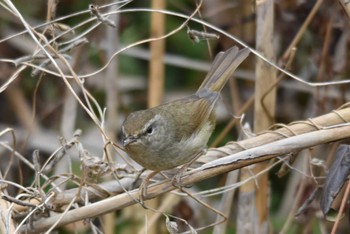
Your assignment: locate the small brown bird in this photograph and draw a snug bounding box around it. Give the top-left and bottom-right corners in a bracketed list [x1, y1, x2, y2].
[122, 46, 250, 172]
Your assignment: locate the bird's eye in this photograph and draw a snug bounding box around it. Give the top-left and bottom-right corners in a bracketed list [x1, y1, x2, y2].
[146, 126, 153, 135]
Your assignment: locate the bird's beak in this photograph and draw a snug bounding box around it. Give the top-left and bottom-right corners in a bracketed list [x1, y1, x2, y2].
[123, 136, 136, 146]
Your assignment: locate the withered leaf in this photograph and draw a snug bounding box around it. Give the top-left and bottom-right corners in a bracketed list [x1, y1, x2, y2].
[320, 144, 350, 216]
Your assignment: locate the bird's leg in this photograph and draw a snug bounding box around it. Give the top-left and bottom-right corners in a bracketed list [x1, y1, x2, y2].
[138, 170, 159, 206]
[131, 168, 146, 189]
[172, 150, 205, 188]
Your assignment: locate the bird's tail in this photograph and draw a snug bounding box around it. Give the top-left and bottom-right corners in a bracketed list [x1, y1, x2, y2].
[196, 46, 250, 94]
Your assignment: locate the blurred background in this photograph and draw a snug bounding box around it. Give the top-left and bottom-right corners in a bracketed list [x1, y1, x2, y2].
[0, 0, 350, 233]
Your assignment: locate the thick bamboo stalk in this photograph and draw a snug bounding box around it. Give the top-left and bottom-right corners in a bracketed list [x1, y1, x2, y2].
[148, 0, 166, 108]
[241, 0, 276, 233]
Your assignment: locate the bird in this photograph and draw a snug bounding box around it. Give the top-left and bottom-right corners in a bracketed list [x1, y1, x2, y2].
[121, 46, 250, 173]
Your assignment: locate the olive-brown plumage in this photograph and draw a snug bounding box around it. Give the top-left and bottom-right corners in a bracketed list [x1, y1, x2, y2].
[122, 47, 250, 171]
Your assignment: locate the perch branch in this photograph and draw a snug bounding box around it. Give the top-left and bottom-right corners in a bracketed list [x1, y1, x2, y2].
[18, 105, 350, 233]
